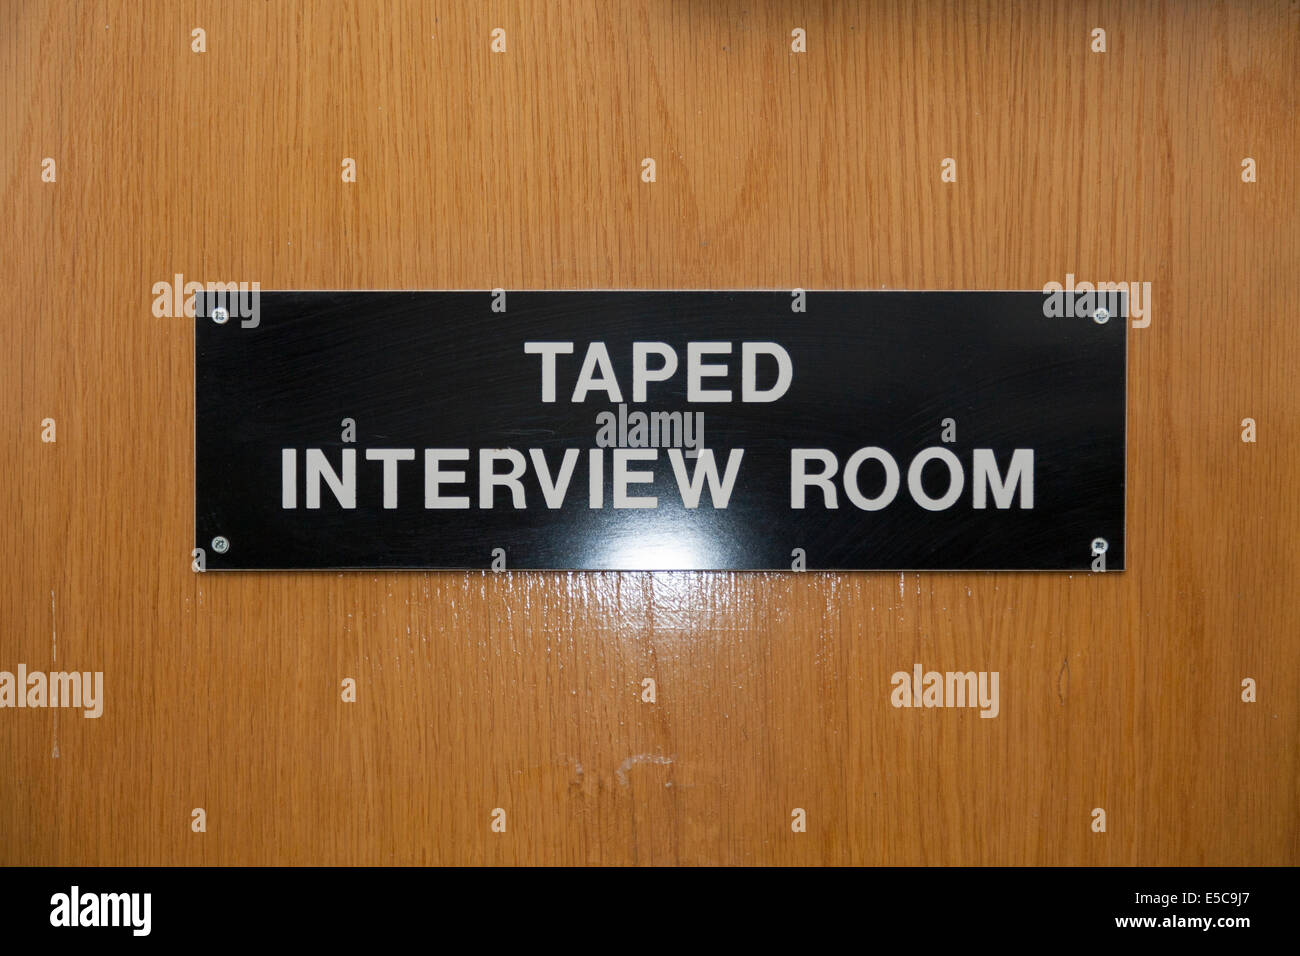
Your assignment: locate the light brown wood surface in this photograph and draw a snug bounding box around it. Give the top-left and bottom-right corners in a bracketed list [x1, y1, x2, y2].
[2, 0, 1297, 866]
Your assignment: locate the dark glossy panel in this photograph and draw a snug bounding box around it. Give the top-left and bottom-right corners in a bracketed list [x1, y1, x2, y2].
[195, 291, 1125, 570]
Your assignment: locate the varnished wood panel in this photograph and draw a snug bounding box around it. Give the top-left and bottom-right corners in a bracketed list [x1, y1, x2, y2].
[1, 0, 1296, 865]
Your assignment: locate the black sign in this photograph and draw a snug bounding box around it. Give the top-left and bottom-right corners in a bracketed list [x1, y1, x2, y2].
[195, 291, 1125, 571]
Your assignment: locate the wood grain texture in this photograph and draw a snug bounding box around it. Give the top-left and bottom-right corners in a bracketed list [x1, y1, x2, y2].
[2, 0, 1297, 865]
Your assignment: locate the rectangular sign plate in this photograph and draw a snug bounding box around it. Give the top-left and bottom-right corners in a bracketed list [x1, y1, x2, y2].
[195, 291, 1125, 571]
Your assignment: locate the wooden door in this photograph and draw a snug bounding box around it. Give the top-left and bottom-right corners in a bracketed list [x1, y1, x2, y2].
[2, 0, 1296, 865]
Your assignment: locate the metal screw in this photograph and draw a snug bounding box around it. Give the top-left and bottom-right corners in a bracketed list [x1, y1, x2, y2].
[212, 306, 229, 325]
[211, 536, 230, 554]
[1092, 307, 1110, 325]
[1091, 537, 1108, 554]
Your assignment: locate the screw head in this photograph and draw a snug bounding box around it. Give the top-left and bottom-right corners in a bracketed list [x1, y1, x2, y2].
[211, 536, 230, 554]
[212, 306, 229, 325]
[1091, 537, 1108, 554]
[1092, 307, 1110, 325]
